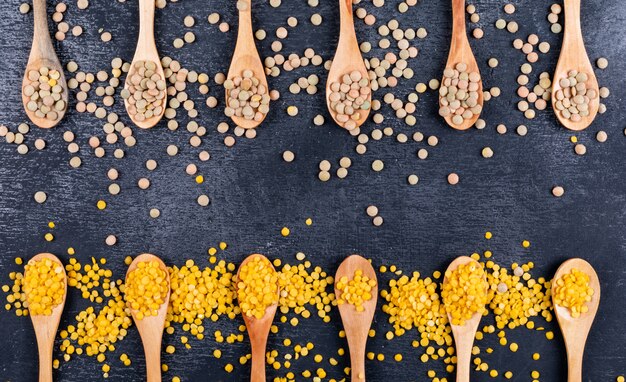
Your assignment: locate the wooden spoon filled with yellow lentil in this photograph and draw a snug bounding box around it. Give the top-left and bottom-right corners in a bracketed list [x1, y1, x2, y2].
[24, 253, 67, 381]
[442, 256, 488, 382]
[552, 258, 600, 382]
[125, 253, 171, 382]
[236, 254, 280, 382]
[334, 254, 378, 381]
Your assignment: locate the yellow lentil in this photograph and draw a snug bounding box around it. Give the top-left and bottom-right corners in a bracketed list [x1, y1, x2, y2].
[335, 269, 376, 312]
[236, 256, 279, 319]
[23, 258, 65, 316]
[442, 261, 488, 326]
[125, 261, 169, 320]
[553, 268, 594, 318]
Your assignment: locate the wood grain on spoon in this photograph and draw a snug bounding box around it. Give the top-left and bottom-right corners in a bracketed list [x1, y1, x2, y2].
[22, 0, 68, 128]
[552, 258, 600, 382]
[326, 0, 371, 129]
[28, 253, 67, 382]
[440, 0, 483, 130]
[124, 0, 166, 129]
[551, 0, 599, 131]
[226, 0, 268, 129]
[334, 255, 377, 382]
[126, 253, 171, 382]
[237, 254, 279, 382]
[443, 256, 487, 382]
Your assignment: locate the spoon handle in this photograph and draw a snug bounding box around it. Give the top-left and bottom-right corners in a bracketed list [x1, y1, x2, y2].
[234, 0, 257, 54]
[35, 333, 53, 382]
[250, 333, 268, 382]
[450, 0, 468, 43]
[136, 0, 156, 54]
[144, 339, 162, 382]
[454, 332, 473, 382]
[338, 0, 358, 51]
[30, 0, 55, 61]
[139, 326, 163, 382]
[566, 339, 586, 382]
[347, 334, 367, 382]
[563, 0, 583, 46]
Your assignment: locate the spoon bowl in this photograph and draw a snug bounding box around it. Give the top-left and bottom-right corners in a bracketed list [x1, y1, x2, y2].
[226, 0, 269, 129]
[28, 253, 67, 382]
[334, 255, 377, 381]
[440, 0, 483, 130]
[326, 0, 371, 130]
[124, 0, 166, 129]
[550, 0, 599, 131]
[236, 254, 279, 382]
[552, 258, 600, 382]
[22, 0, 68, 128]
[126, 253, 170, 382]
[443, 256, 487, 382]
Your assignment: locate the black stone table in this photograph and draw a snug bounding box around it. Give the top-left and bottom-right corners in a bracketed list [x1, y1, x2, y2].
[0, 0, 624, 380]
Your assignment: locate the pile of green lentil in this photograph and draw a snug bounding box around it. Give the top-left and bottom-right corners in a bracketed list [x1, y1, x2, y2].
[1, 0, 623, 379]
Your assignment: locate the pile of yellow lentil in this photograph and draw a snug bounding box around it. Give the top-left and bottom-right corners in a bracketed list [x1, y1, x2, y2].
[23, 258, 65, 316]
[441, 261, 489, 326]
[553, 268, 594, 318]
[125, 260, 170, 320]
[2, 232, 599, 380]
[335, 269, 376, 312]
[236, 256, 279, 319]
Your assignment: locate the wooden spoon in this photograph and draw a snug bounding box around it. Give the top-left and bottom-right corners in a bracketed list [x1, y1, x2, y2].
[28, 253, 67, 382]
[237, 254, 279, 382]
[334, 255, 378, 382]
[126, 253, 171, 382]
[550, 0, 599, 131]
[326, 0, 371, 130]
[552, 258, 600, 382]
[443, 256, 487, 382]
[124, 0, 166, 129]
[226, 0, 269, 129]
[440, 0, 483, 131]
[22, 0, 68, 128]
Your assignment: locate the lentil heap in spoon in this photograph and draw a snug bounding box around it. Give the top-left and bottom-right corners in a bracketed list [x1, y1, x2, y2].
[327, 70, 371, 131]
[22, 67, 66, 122]
[554, 70, 598, 123]
[224, 70, 270, 122]
[121, 60, 167, 123]
[438, 63, 482, 126]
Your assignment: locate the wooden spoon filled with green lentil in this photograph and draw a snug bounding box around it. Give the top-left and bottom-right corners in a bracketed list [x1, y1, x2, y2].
[438, 0, 483, 131]
[122, 0, 167, 129]
[22, 0, 68, 128]
[225, 0, 270, 129]
[550, 0, 599, 131]
[326, 0, 372, 131]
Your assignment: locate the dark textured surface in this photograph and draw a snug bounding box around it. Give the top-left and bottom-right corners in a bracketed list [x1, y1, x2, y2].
[0, 0, 625, 380]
